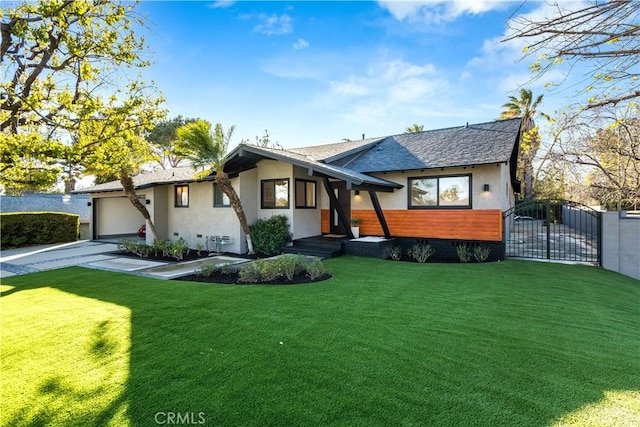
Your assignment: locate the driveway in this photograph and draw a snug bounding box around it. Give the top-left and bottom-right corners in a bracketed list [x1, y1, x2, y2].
[0, 240, 164, 279]
[0, 240, 249, 280]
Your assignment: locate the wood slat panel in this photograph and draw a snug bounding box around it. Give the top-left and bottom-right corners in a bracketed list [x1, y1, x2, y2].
[321, 209, 330, 234]
[351, 209, 503, 241]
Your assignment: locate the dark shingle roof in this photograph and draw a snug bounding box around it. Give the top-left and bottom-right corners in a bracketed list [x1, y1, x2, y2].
[227, 144, 402, 189]
[290, 137, 383, 162]
[75, 167, 210, 193]
[344, 118, 522, 173]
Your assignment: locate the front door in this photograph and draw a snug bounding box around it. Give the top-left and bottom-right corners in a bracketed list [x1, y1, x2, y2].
[329, 181, 351, 235]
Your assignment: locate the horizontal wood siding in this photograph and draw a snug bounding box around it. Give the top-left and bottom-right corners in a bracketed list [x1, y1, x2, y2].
[321, 209, 330, 234]
[351, 209, 503, 241]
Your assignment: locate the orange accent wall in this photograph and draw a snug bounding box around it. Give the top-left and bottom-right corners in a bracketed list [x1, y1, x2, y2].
[351, 209, 503, 241]
[321, 209, 330, 234]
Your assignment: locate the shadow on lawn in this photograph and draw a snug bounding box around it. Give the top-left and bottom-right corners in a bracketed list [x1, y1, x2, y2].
[3, 264, 639, 426]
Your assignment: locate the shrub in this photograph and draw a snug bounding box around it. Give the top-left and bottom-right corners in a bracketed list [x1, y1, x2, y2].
[409, 244, 435, 263]
[250, 215, 292, 256]
[306, 258, 326, 280]
[276, 254, 306, 281]
[152, 240, 172, 258]
[0, 212, 78, 249]
[238, 262, 261, 283]
[389, 246, 403, 261]
[473, 246, 491, 262]
[133, 243, 152, 258]
[456, 244, 472, 263]
[237, 255, 328, 283]
[170, 238, 190, 261]
[195, 264, 217, 277]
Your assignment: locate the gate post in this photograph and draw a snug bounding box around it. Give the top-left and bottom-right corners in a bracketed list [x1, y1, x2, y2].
[546, 201, 551, 260]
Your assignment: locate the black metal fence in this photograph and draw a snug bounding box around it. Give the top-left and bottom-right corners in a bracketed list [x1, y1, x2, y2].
[503, 199, 601, 264]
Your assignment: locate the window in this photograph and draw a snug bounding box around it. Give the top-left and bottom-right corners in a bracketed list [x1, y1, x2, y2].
[409, 175, 471, 208]
[295, 179, 316, 208]
[214, 184, 230, 207]
[175, 185, 189, 207]
[261, 179, 289, 209]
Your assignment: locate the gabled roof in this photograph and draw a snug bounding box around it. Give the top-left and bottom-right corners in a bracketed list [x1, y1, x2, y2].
[289, 136, 383, 163]
[225, 144, 402, 191]
[77, 118, 521, 194]
[345, 118, 522, 173]
[74, 167, 210, 194]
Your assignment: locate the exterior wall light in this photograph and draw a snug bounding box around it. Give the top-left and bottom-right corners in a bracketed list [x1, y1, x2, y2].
[483, 184, 490, 192]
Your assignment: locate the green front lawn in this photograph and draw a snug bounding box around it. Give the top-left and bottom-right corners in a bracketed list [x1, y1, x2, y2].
[2, 259, 638, 426]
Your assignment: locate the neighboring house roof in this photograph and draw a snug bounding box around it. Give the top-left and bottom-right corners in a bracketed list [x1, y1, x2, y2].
[345, 118, 523, 173]
[74, 167, 211, 194]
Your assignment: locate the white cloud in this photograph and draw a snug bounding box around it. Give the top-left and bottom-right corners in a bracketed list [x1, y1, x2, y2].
[208, 1, 236, 9]
[253, 14, 293, 35]
[293, 38, 309, 50]
[377, 0, 509, 23]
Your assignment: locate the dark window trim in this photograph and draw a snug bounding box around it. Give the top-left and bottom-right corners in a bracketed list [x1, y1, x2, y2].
[261, 178, 290, 209]
[407, 174, 472, 209]
[295, 178, 317, 209]
[174, 184, 189, 208]
[213, 183, 231, 208]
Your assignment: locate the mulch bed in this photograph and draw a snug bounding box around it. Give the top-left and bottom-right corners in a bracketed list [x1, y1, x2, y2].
[174, 271, 332, 285]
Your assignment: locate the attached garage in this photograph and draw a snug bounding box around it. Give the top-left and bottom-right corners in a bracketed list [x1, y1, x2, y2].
[93, 196, 144, 240]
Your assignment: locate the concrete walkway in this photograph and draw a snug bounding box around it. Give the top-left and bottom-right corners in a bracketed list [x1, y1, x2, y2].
[0, 240, 249, 280]
[0, 240, 162, 279]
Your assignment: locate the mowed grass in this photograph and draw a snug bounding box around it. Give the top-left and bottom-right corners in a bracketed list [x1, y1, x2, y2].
[1, 258, 639, 426]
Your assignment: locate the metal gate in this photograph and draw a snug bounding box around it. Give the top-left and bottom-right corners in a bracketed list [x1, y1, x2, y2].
[503, 199, 601, 264]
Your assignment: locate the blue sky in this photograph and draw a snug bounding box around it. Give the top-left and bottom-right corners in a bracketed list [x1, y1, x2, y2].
[136, 1, 579, 149]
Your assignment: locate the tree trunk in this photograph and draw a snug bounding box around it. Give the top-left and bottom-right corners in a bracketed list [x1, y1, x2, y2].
[119, 173, 159, 242]
[215, 171, 254, 254]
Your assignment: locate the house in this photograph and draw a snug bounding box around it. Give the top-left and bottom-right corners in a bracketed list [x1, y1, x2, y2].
[77, 118, 522, 258]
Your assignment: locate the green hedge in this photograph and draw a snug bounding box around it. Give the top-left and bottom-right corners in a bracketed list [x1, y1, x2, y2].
[1, 212, 79, 250]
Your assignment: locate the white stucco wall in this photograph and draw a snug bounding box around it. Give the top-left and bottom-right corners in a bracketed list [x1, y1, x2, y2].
[292, 166, 321, 239]
[164, 180, 245, 253]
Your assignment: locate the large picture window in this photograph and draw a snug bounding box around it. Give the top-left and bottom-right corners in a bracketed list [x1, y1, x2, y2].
[261, 179, 289, 209]
[295, 179, 316, 209]
[213, 184, 230, 207]
[175, 185, 189, 207]
[409, 175, 471, 208]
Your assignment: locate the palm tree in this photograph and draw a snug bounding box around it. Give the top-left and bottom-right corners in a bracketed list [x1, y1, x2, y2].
[405, 123, 424, 133]
[175, 120, 254, 254]
[500, 88, 550, 199]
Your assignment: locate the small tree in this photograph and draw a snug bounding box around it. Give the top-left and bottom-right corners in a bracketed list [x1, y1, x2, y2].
[405, 123, 424, 133]
[176, 121, 255, 254]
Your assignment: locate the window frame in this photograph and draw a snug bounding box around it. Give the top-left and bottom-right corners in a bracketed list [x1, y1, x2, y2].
[261, 178, 290, 209]
[407, 174, 472, 209]
[213, 183, 231, 208]
[174, 184, 189, 208]
[294, 178, 317, 209]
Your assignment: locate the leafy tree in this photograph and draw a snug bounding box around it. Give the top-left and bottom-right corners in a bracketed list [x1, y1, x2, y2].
[76, 84, 165, 241]
[0, 0, 159, 194]
[405, 123, 424, 133]
[147, 116, 198, 169]
[175, 121, 255, 254]
[505, 1, 639, 110]
[241, 129, 282, 149]
[500, 88, 550, 199]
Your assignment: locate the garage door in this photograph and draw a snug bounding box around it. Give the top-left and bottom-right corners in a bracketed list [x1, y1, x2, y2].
[94, 196, 144, 239]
